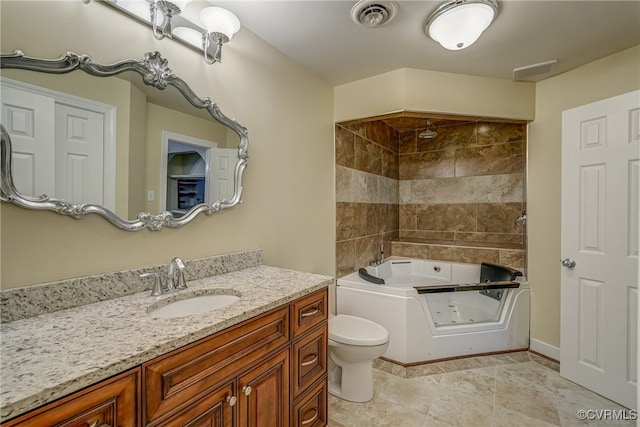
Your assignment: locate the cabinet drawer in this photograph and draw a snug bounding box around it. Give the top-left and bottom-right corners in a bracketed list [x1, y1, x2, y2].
[4, 369, 140, 427]
[292, 378, 327, 427]
[291, 323, 328, 398]
[291, 289, 327, 338]
[143, 306, 289, 425]
[159, 380, 235, 427]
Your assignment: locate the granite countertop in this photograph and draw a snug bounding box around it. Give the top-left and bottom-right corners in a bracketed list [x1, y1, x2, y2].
[0, 264, 333, 422]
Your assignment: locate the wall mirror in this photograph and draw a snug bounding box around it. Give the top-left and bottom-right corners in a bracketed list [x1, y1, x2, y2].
[0, 50, 248, 231]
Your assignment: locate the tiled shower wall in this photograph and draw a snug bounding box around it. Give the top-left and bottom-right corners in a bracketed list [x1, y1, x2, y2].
[335, 122, 400, 278]
[335, 119, 526, 278]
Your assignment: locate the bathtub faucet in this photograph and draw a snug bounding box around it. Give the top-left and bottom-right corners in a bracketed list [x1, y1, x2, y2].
[371, 244, 385, 266]
[514, 211, 527, 228]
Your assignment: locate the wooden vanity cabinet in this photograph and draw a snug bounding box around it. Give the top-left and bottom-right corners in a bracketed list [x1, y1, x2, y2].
[3, 288, 328, 427]
[3, 369, 140, 427]
[152, 288, 328, 427]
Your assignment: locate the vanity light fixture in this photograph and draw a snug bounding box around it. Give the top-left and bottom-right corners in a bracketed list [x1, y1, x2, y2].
[171, 7, 240, 64]
[199, 7, 241, 63]
[93, 1, 241, 65]
[114, 0, 193, 40]
[149, 0, 192, 40]
[425, 0, 499, 50]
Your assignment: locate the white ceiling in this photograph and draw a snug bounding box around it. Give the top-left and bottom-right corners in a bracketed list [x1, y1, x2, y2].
[207, 0, 640, 85]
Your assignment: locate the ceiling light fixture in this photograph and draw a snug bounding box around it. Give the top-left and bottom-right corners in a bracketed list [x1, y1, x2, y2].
[92, 0, 241, 65]
[425, 0, 499, 50]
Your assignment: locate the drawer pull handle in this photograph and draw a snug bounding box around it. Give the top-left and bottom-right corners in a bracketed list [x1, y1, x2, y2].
[242, 385, 252, 396]
[88, 421, 110, 427]
[301, 307, 320, 318]
[301, 354, 319, 367]
[226, 395, 237, 407]
[301, 408, 318, 425]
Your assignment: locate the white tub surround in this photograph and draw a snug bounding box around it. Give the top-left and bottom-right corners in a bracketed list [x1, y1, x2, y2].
[337, 257, 530, 364]
[0, 250, 333, 422]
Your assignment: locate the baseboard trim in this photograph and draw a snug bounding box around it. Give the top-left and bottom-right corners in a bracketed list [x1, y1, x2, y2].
[530, 338, 560, 361]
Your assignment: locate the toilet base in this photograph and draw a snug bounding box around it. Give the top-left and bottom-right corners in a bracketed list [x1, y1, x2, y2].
[327, 355, 374, 402]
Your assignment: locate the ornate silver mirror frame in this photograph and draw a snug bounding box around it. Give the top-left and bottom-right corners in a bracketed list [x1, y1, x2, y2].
[0, 50, 248, 231]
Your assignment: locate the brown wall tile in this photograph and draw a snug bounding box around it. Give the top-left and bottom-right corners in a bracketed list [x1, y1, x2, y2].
[343, 122, 366, 138]
[400, 151, 455, 180]
[477, 122, 526, 145]
[399, 204, 417, 230]
[399, 230, 456, 242]
[476, 203, 525, 233]
[366, 120, 389, 147]
[429, 246, 500, 265]
[335, 125, 355, 168]
[416, 204, 477, 232]
[416, 122, 477, 152]
[336, 240, 356, 278]
[336, 202, 366, 240]
[498, 250, 525, 269]
[382, 148, 399, 180]
[390, 242, 431, 259]
[355, 235, 384, 268]
[400, 130, 417, 154]
[354, 135, 382, 175]
[454, 141, 524, 177]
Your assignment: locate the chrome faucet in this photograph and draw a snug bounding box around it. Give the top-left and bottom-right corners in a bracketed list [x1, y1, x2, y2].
[514, 210, 527, 228]
[371, 244, 385, 266]
[140, 257, 188, 296]
[167, 257, 187, 290]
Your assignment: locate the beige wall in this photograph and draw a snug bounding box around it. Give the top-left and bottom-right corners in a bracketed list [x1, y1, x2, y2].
[528, 45, 640, 349]
[334, 68, 536, 122]
[0, 1, 335, 288]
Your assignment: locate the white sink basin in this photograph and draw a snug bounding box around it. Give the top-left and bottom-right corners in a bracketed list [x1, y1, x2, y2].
[148, 294, 240, 319]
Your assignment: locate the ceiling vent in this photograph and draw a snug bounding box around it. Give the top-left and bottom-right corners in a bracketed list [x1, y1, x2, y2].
[351, 1, 398, 27]
[513, 59, 558, 81]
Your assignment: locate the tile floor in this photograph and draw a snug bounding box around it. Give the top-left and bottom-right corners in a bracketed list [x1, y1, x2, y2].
[328, 352, 635, 427]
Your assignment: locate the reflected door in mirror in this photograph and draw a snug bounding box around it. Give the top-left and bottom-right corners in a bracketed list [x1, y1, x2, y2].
[1, 78, 116, 210]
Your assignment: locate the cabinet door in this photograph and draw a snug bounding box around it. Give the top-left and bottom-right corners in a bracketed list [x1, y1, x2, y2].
[4, 369, 139, 427]
[238, 349, 289, 427]
[159, 380, 236, 427]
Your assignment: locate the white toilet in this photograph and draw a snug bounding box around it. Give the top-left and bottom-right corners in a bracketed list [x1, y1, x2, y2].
[328, 314, 390, 402]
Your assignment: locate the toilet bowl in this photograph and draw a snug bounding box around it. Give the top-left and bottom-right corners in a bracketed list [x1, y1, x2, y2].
[328, 314, 389, 402]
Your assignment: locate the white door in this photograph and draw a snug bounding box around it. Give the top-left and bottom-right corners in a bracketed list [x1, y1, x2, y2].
[55, 103, 105, 205]
[0, 85, 55, 197]
[210, 147, 237, 201]
[560, 90, 639, 409]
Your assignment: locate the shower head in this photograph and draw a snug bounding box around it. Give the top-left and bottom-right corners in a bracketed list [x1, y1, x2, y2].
[419, 121, 438, 139]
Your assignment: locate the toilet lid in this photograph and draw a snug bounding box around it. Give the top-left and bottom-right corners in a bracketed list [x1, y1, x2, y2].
[329, 314, 389, 346]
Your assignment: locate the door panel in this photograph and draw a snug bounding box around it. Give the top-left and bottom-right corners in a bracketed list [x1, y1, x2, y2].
[561, 90, 639, 409]
[1, 84, 55, 197]
[55, 103, 105, 205]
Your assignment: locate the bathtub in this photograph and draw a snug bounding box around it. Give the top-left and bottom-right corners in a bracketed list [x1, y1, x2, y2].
[336, 257, 530, 364]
